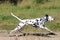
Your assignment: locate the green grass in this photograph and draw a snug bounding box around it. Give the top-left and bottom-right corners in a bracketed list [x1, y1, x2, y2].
[0, 0, 60, 32]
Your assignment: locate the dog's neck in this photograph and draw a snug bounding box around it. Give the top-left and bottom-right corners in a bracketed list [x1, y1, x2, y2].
[41, 16, 48, 23]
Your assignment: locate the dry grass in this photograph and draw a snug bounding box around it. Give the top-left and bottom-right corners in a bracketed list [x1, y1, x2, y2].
[0, 0, 60, 31]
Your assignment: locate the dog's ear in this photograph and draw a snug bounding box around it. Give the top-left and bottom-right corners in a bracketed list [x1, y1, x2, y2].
[45, 14, 48, 21]
[45, 14, 48, 17]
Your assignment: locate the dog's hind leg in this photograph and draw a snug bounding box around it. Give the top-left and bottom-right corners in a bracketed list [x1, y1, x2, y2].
[10, 25, 21, 33]
[10, 22, 25, 34]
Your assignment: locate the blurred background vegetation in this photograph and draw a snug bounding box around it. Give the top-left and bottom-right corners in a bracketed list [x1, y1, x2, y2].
[0, 0, 60, 32]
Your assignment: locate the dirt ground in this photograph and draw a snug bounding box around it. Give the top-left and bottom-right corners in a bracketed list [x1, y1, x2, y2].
[0, 30, 60, 40]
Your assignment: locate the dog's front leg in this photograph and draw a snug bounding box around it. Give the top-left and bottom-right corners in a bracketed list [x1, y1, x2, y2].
[44, 26, 56, 35]
[39, 25, 53, 33]
[39, 25, 56, 35]
[44, 27, 53, 33]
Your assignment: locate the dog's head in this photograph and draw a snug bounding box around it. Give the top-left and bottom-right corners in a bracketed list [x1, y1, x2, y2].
[45, 14, 54, 22]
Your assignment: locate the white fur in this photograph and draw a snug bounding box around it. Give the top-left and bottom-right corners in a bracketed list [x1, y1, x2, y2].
[10, 13, 54, 33]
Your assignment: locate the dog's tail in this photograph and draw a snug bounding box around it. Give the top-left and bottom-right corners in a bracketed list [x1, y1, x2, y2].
[11, 12, 22, 21]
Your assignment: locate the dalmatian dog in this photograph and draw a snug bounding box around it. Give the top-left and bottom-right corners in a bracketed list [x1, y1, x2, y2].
[10, 13, 55, 34]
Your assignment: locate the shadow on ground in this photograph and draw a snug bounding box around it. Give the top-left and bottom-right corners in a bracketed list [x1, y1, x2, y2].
[18, 32, 56, 37]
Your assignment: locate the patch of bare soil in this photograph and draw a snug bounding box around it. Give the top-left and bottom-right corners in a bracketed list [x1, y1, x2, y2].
[0, 30, 60, 40]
